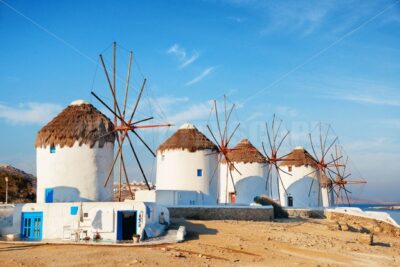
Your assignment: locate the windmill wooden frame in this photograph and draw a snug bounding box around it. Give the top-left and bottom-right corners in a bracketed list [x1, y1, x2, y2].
[91, 42, 172, 201]
[206, 96, 241, 204]
[261, 114, 295, 204]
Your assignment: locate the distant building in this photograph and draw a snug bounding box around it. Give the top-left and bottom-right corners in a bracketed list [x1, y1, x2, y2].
[219, 139, 267, 204]
[35, 100, 115, 203]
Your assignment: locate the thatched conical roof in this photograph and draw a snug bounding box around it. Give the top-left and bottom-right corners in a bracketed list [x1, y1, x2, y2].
[279, 146, 318, 167]
[223, 139, 266, 164]
[157, 123, 218, 153]
[35, 100, 115, 148]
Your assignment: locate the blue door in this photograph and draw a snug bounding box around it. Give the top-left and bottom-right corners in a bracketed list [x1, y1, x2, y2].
[21, 212, 43, 240]
[45, 188, 53, 203]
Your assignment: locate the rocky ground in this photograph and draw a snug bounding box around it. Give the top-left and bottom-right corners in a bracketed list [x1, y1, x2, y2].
[0, 218, 399, 266]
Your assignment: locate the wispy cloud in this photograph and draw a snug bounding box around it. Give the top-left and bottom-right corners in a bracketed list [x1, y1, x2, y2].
[143, 96, 212, 125]
[0, 102, 63, 125]
[180, 53, 200, 69]
[168, 101, 212, 124]
[378, 118, 400, 129]
[185, 66, 216, 86]
[166, 44, 199, 69]
[227, 16, 247, 23]
[334, 94, 400, 106]
[225, 0, 400, 36]
[297, 76, 400, 107]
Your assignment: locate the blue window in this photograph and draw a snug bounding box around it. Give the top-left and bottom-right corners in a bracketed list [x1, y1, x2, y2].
[50, 145, 56, 153]
[197, 169, 202, 177]
[45, 188, 53, 203]
[21, 212, 43, 240]
[70, 206, 78, 215]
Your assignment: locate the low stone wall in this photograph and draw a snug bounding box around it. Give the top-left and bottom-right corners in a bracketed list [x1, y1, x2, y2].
[168, 206, 274, 221]
[285, 208, 325, 219]
[325, 210, 400, 237]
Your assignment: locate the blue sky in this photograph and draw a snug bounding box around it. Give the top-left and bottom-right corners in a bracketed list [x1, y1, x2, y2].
[0, 0, 399, 201]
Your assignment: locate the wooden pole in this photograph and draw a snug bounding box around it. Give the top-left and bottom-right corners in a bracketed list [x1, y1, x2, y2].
[113, 41, 117, 126]
[123, 51, 132, 118]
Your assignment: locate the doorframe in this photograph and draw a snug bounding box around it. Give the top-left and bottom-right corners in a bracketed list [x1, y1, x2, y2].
[116, 210, 138, 241]
[20, 211, 43, 241]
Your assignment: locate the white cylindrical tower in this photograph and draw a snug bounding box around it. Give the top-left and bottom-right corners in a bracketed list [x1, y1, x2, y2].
[320, 173, 333, 208]
[219, 139, 267, 205]
[278, 146, 321, 208]
[35, 100, 115, 203]
[156, 123, 219, 205]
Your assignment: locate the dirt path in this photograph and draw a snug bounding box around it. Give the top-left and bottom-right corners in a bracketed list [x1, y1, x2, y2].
[0, 218, 399, 266]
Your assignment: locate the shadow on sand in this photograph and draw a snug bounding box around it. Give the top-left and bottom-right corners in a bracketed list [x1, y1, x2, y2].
[0, 244, 39, 252]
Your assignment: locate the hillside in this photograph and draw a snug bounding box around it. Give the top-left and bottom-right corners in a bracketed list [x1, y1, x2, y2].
[0, 164, 36, 203]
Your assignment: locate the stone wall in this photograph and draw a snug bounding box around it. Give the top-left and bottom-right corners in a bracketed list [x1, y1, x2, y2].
[285, 208, 325, 218]
[168, 206, 274, 221]
[325, 210, 400, 237]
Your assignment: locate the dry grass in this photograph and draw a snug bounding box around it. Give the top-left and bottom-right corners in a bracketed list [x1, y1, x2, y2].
[35, 103, 115, 149]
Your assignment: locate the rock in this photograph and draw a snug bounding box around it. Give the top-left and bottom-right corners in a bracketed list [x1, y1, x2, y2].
[176, 226, 186, 243]
[340, 223, 349, 231]
[359, 234, 374, 245]
[373, 226, 382, 233]
[174, 252, 185, 258]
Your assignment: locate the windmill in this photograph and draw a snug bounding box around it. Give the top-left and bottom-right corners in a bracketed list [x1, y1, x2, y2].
[91, 42, 173, 201]
[206, 96, 241, 204]
[306, 123, 346, 206]
[329, 145, 367, 206]
[261, 114, 294, 204]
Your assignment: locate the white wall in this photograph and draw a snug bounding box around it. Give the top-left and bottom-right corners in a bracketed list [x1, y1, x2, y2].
[156, 149, 218, 205]
[321, 187, 331, 208]
[279, 165, 322, 208]
[219, 162, 267, 204]
[3, 201, 169, 241]
[156, 190, 203, 206]
[36, 142, 114, 203]
[134, 190, 156, 202]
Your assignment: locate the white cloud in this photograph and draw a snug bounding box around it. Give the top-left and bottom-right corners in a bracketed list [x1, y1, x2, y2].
[140, 96, 212, 125]
[167, 44, 186, 60]
[320, 90, 400, 106]
[225, 1, 400, 36]
[379, 118, 400, 129]
[331, 94, 400, 107]
[185, 66, 216, 86]
[300, 76, 400, 107]
[167, 101, 212, 124]
[180, 52, 199, 69]
[166, 44, 199, 69]
[227, 16, 247, 23]
[0, 102, 62, 125]
[275, 106, 299, 118]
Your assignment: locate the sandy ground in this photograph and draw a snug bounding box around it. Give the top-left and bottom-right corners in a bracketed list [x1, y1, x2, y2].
[0, 218, 399, 267]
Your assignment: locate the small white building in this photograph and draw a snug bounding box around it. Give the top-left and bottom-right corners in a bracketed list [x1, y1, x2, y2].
[154, 123, 219, 205]
[35, 100, 115, 203]
[278, 146, 325, 208]
[1, 201, 169, 242]
[219, 139, 267, 205]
